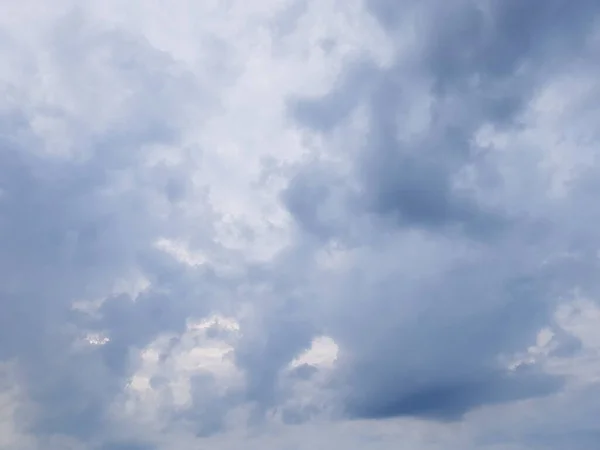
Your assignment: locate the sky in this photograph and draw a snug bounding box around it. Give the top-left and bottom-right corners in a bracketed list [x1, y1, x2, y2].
[1, 0, 600, 449]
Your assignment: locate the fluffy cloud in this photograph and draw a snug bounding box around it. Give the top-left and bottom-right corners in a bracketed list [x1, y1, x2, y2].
[1, 0, 600, 449]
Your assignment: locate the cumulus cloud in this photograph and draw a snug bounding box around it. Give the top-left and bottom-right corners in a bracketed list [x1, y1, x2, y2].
[1, 0, 600, 449]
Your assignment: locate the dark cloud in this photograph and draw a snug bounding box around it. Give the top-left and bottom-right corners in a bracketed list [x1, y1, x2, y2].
[271, 0, 600, 424]
[346, 369, 563, 421]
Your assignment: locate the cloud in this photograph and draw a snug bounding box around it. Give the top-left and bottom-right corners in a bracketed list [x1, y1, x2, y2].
[275, 0, 600, 424]
[0, 5, 224, 441]
[1, 0, 600, 449]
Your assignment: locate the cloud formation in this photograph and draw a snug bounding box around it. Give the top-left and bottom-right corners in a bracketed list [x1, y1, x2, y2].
[1, 0, 600, 449]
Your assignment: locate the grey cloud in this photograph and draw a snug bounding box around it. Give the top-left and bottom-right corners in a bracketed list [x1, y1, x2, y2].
[175, 373, 231, 437]
[346, 369, 562, 421]
[290, 60, 379, 133]
[476, 381, 600, 450]
[518, 431, 600, 450]
[3, 0, 600, 448]
[288, 0, 600, 235]
[234, 292, 317, 412]
[100, 443, 155, 450]
[268, 0, 600, 425]
[270, 0, 309, 38]
[0, 10, 228, 441]
[282, 161, 358, 242]
[288, 363, 318, 380]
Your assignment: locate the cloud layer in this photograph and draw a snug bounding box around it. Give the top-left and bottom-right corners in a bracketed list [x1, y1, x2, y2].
[1, 1, 600, 449]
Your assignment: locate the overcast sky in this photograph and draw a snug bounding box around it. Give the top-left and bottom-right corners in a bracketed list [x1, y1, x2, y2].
[2, 1, 600, 449]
